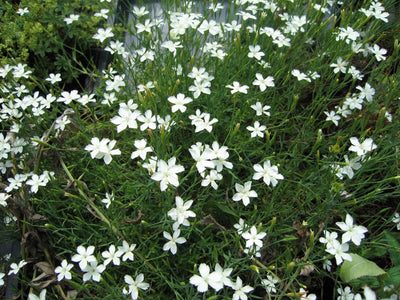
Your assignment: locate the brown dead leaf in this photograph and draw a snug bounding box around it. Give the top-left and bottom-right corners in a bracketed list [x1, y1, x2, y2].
[293, 221, 310, 245]
[30, 277, 56, 289]
[31, 214, 47, 222]
[123, 210, 142, 223]
[35, 261, 54, 275]
[67, 290, 78, 299]
[31, 261, 56, 288]
[199, 214, 226, 231]
[299, 264, 315, 276]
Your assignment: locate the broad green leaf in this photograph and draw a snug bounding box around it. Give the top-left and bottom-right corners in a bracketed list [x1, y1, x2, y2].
[385, 265, 400, 286]
[384, 231, 400, 265]
[340, 253, 386, 283]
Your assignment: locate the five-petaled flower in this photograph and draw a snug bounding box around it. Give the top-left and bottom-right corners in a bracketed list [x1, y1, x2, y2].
[232, 181, 258, 206]
[151, 157, 184, 191]
[336, 214, 368, 246]
[55, 259, 73, 281]
[348, 137, 377, 157]
[226, 81, 249, 94]
[162, 229, 187, 255]
[189, 263, 223, 293]
[71, 245, 97, 271]
[252, 73, 275, 91]
[253, 161, 284, 187]
[123, 274, 150, 300]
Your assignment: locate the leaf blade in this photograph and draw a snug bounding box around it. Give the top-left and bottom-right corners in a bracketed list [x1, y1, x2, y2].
[340, 253, 386, 283]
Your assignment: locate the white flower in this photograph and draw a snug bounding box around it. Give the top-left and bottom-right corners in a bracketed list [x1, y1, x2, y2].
[131, 139, 153, 160]
[25, 174, 47, 193]
[71, 245, 96, 270]
[93, 27, 114, 43]
[356, 83, 375, 102]
[161, 40, 182, 56]
[167, 196, 196, 230]
[248, 45, 265, 61]
[188, 143, 216, 176]
[102, 244, 122, 266]
[82, 261, 105, 282]
[252, 73, 275, 91]
[393, 212, 400, 230]
[168, 93, 192, 113]
[151, 157, 185, 191]
[253, 160, 284, 187]
[324, 111, 340, 126]
[342, 155, 362, 179]
[226, 81, 249, 94]
[123, 274, 149, 300]
[131, 6, 149, 17]
[262, 275, 279, 294]
[201, 170, 222, 190]
[57, 90, 80, 105]
[250, 102, 271, 116]
[363, 286, 376, 300]
[336, 214, 368, 246]
[325, 240, 352, 265]
[45, 73, 62, 84]
[189, 263, 223, 293]
[0, 193, 10, 207]
[163, 229, 186, 255]
[137, 110, 157, 131]
[85, 138, 120, 164]
[234, 218, 247, 235]
[8, 260, 28, 275]
[369, 44, 387, 61]
[118, 241, 136, 261]
[210, 141, 233, 172]
[188, 79, 211, 99]
[54, 115, 71, 131]
[330, 57, 348, 74]
[322, 257, 332, 272]
[192, 113, 218, 133]
[241, 226, 267, 249]
[291, 69, 311, 82]
[64, 14, 79, 24]
[348, 137, 377, 157]
[54, 259, 73, 281]
[319, 230, 339, 249]
[94, 9, 110, 19]
[142, 156, 158, 174]
[337, 286, 355, 300]
[28, 289, 46, 300]
[111, 106, 141, 133]
[16, 7, 29, 16]
[213, 263, 233, 287]
[105, 74, 125, 92]
[85, 137, 109, 159]
[102, 140, 121, 164]
[299, 288, 317, 300]
[232, 181, 258, 206]
[247, 121, 266, 138]
[232, 276, 254, 300]
[101, 192, 114, 209]
[0, 272, 5, 286]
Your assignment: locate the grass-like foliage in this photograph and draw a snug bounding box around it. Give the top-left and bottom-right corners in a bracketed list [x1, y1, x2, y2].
[1, 0, 400, 299]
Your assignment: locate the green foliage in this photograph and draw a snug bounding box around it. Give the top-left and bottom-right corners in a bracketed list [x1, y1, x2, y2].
[340, 253, 386, 283]
[0, 0, 113, 83]
[1, 0, 400, 299]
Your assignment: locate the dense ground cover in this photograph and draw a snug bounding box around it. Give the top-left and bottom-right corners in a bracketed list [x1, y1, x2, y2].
[1, 0, 400, 299]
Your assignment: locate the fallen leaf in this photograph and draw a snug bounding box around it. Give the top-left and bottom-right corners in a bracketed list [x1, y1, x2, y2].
[199, 214, 226, 231]
[299, 264, 315, 276]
